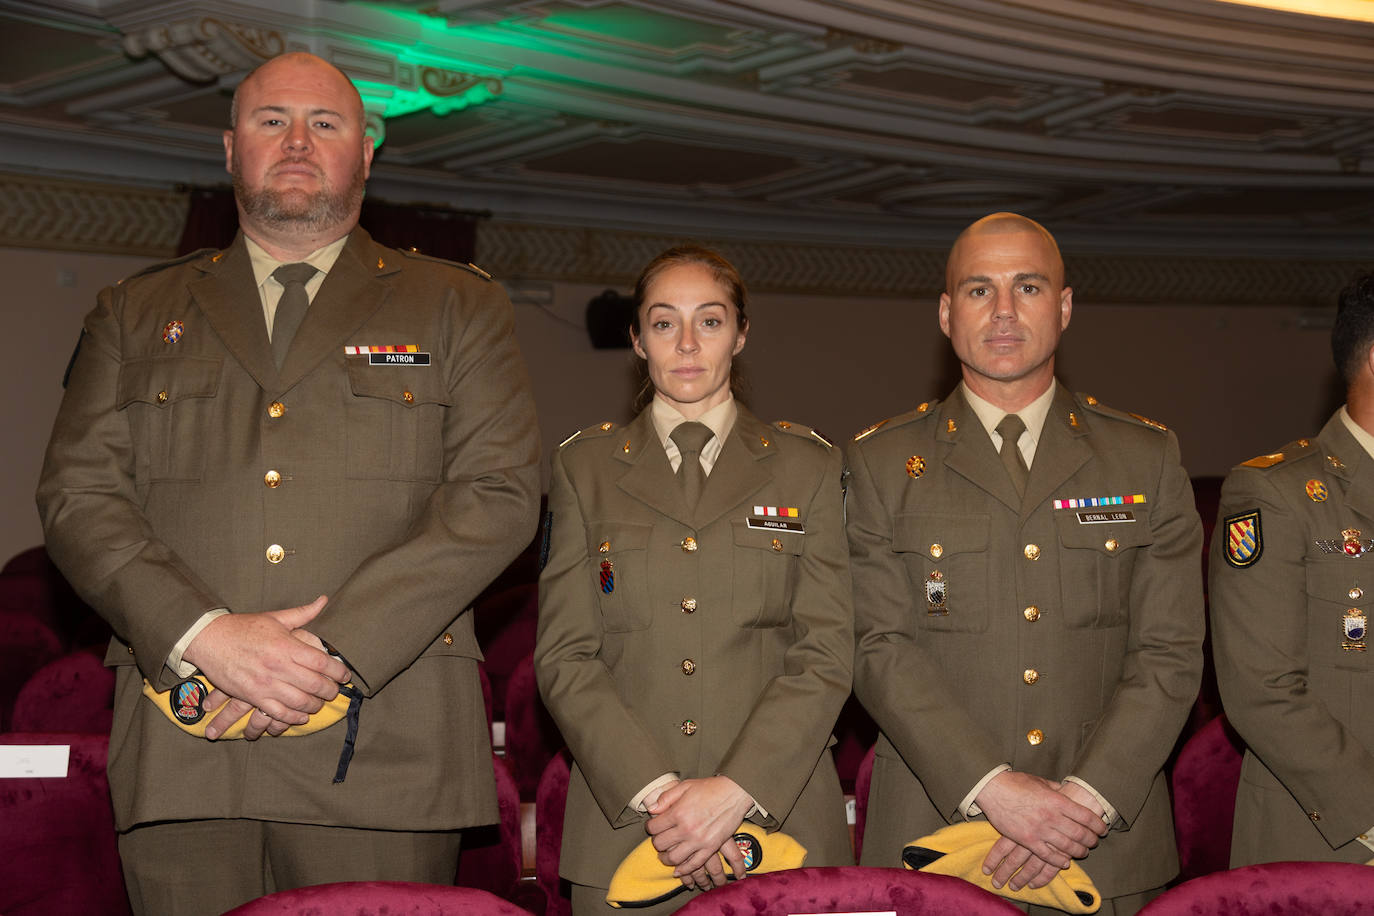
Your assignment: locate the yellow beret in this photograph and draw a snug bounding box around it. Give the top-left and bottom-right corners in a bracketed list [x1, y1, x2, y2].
[606, 823, 806, 908]
[903, 821, 1101, 914]
[141, 675, 353, 740]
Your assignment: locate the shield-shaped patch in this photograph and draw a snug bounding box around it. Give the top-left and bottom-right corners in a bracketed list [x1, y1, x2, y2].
[1224, 509, 1263, 569]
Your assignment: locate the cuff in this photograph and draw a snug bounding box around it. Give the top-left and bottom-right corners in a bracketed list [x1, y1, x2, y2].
[166, 608, 230, 678]
[1358, 830, 1374, 855]
[961, 764, 1012, 819]
[1064, 775, 1118, 827]
[631, 772, 680, 814]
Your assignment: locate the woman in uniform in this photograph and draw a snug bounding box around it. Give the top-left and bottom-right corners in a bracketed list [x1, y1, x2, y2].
[535, 246, 854, 914]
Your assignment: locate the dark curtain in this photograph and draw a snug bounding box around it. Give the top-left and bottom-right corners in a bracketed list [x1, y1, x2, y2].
[176, 185, 479, 263]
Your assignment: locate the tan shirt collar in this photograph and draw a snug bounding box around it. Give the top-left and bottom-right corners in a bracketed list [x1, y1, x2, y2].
[245, 234, 350, 338]
[650, 395, 738, 475]
[960, 380, 1057, 468]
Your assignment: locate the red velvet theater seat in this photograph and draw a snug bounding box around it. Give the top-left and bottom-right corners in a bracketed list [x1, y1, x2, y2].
[223, 881, 538, 914]
[535, 749, 572, 916]
[1139, 860, 1374, 915]
[504, 653, 564, 801]
[0, 732, 130, 915]
[1168, 714, 1244, 882]
[672, 865, 1022, 915]
[11, 645, 115, 734]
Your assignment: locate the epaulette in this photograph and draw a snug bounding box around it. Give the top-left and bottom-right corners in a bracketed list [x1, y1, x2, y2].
[1076, 393, 1169, 433]
[852, 400, 939, 443]
[772, 419, 834, 449]
[1238, 436, 1318, 470]
[398, 246, 493, 281]
[117, 248, 218, 285]
[558, 420, 618, 449]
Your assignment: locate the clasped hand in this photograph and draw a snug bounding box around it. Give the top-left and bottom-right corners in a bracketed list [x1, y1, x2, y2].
[974, 770, 1108, 891]
[181, 595, 351, 740]
[645, 776, 755, 892]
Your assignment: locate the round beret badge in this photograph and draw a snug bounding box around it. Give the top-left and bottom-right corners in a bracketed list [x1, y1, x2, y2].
[732, 833, 761, 872]
[171, 678, 208, 724]
[162, 320, 184, 344]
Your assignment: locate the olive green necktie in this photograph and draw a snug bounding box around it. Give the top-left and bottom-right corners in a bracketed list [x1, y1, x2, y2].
[996, 413, 1029, 498]
[271, 262, 318, 368]
[670, 421, 714, 509]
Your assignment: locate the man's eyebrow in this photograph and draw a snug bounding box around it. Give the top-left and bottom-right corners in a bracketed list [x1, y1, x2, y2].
[956, 274, 992, 287]
[250, 105, 346, 119]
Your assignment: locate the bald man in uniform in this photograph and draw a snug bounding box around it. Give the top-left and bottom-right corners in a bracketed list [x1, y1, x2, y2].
[1211, 272, 1374, 867]
[36, 52, 539, 914]
[848, 213, 1204, 913]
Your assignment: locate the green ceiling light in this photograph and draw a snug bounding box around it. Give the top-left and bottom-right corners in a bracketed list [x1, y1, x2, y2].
[355, 66, 502, 148]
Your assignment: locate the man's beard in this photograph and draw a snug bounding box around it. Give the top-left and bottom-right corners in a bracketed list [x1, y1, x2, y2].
[232, 155, 365, 231]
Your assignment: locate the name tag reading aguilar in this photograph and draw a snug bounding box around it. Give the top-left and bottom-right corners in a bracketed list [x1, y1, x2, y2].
[747, 505, 804, 534]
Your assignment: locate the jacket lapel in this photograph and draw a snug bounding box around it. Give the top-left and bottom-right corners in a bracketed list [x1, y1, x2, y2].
[277, 228, 394, 391]
[1022, 384, 1092, 521]
[691, 409, 774, 530]
[187, 235, 277, 391]
[940, 388, 1022, 513]
[615, 411, 694, 527]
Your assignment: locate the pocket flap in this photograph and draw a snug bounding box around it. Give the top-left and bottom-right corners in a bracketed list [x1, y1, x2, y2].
[346, 358, 452, 407]
[116, 357, 222, 409]
[1054, 508, 1154, 553]
[732, 518, 803, 556]
[891, 512, 989, 556]
[586, 521, 654, 557]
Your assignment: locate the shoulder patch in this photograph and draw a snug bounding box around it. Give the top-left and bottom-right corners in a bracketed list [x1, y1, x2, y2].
[853, 400, 939, 442]
[119, 248, 218, 285]
[1077, 394, 1169, 433]
[398, 247, 494, 281]
[1222, 509, 1263, 568]
[558, 421, 617, 449]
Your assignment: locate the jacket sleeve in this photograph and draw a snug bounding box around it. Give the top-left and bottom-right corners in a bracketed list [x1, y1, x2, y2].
[1210, 466, 1374, 848]
[1068, 430, 1205, 826]
[848, 439, 1004, 819]
[311, 276, 540, 694]
[714, 443, 854, 826]
[534, 446, 677, 828]
[37, 285, 225, 688]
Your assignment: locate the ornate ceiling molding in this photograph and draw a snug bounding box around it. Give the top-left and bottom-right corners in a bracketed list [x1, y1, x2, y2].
[121, 17, 285, 83]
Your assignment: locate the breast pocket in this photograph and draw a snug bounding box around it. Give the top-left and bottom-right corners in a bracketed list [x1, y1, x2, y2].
[345, 360, 451, 482]
[116, 356, 223, 482]
[1305, 558, 1372, 674]
[891, 512, 990, 632]
[587, 522, 654, 632]
[731, 519, 803, 628]
[1054, 509, 1154, 628]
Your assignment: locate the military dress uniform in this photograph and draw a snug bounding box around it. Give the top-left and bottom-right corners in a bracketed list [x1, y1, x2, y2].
[1211, 410, 1374, 866]
[848, 384, 1204, 911]
[36, 228, 540, 906]
[535, 405, 854, 914]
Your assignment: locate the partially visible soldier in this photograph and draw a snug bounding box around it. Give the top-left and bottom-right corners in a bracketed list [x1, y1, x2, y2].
[848, 212, 1204, 914]
[1211, 271, 1374, 866]
[36, 52, 540, 914]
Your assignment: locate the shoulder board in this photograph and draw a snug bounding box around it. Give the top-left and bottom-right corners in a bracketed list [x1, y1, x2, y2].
[1238, 436, 1318, 471]
[398, 247, 493, 281]
[771, 420, 833, 449]
[1077, 394, 1169, 433]
[852, 400, 939, 442]
[118, 248, 218, 285]
[558, 420, 617, 449]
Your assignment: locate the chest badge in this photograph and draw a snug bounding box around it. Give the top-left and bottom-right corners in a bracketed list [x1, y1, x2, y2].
[1343, 607, 1367, 651]
[1345, 529, 1365, 557]
[599, 559, 614, 594]
[926, 570, 948, 616]
[906, 456, 925, 479]
[1306, 479, 1329, 502]
[162, 320, 185, 344]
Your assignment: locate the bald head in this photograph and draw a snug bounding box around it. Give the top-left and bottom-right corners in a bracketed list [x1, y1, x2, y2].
[229, 52, 364, 130]
[945, 212, 1064, 293]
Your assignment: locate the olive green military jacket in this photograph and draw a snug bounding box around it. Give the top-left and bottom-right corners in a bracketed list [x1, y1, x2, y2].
[1211, 411, 1374, 865]
[36, 228, 540, 832]
[848, 384, 1204, 897]
[535, 406, 854, 888]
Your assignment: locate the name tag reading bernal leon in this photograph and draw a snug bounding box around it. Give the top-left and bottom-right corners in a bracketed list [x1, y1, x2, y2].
[1076, 510, 1136, 524]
